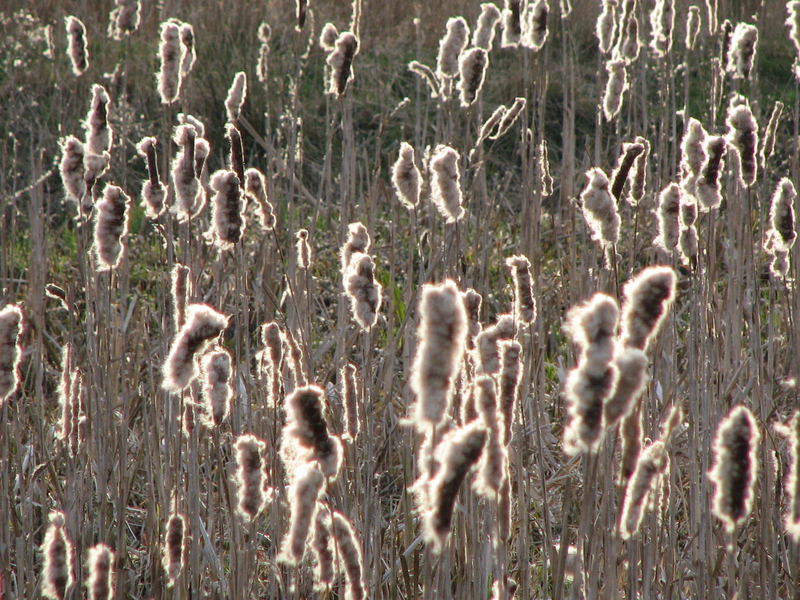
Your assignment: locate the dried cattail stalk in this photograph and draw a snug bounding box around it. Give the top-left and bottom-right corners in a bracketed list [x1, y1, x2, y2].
[157, 21, 184, 104]
[57, 344, 74, 443]
[620, 407, 642, 482]
[491, 97, 526, 139]
[244, 168, 275, 230]
[340, 363, 360, 441]
[224, 71, 247, 123]
[768, 178, 797, 250]
[473, 3, 502, 50]
[686, 6, 701, 49]
[41, 511, 74, 600]
[789, 2, 800, 73]
[208, 170, 244, 249]
[178, 22, 196, 76]
[461, 289, 482, 351]
[84, 85, 113, 155]
[437, 17, 470, 79]
[69, 370, 87, 456]
[59, 136, 86, 204]
[93, 184, 131, 271]
[649, 0, 675, 56]
[65, 16, 89, 76]
[761, 101, 784, 166]
[235, 434, 273, 521]
[320, 22, 338, 51]
[392, 142, 421, 209]
[522, 0, 549, 50]
[283, 328, 307, 390]
[654, 183, 681, 253]
[408, 60, 440, 99]
[162, 303, 229, 392]
[709, 405, 761, 532]
[345, 253, 382, 330]
[505, 255, 536, 324]
[596, 0, 617, 53]
[498, 340, 521, 445]
[611, 141, 644, 201]
[475, 314, 516, 375]
[458, 48, 489, 107]
[296, 229, 311, 269]
[429, 145, 465, 222]
[136, 137, 166, 219]
[284, 385, 342, 478]
[257, 22, 271, 83]
[331, 511, 366, 600]
[501, 0, 523, 47]
[539, 139, 554, 195]
[619, 441, 669, 539]
[327, 32, 359, 97]
[627, 136, 649, 205]
[726, 99, 759, 187]
[497, 468, 511, 541]
[696, 135, 727, 210]
[774, 412, 800, 540]
[411, 280, 468, 430]
[580, 167, 620, 249]
[162, 513, 186, 586]
[200, 348, 233, 427]
[604, 347, 648, 427]
[602, 59, 628, 121]
[726, 22, 758, 79]
[311, 505, 336, 589]
[171, 124, 203, 221]
[619, 266, 677, 351]
[281, 461, 324, 564]
[85, 543, 115, 600]
[475, 376, 506, 498]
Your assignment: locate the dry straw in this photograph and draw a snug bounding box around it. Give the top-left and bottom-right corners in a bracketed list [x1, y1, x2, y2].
[41, 511, 74, 600]
[539, 140, 553, 195]
[93, 184, 131, 271]
[761, 101, 784, 166]
[774, 412, 800, 540]
[392, 142, 421, 209]
[788, 2, 800, 78]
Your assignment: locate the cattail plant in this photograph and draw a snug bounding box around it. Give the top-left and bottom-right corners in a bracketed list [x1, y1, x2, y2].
[473, 2, 502, 50]
[320, 23, 338, 51]
[65, 16, 88, 76]
[619, 3, 641, 62]
[604, 346, 648, 427]
[331, 511, 366, 600]
[59, 136, 86, 205]
[696, 135, 727, 210]
[200, 348, 233, 427]
[679, 196, 699, 267]
[208, 169, 244, 249]
[437, 17, 470, 81]
[726, 22, 758, 79]
[178, 22, 196, 76]
[788, 2, 800, 77]
[539, 139, 554, 195]
[345, 253, 382, 330]
[224, 71, 247, 123]
[157, 21, 184, 104]
[84, 84, 113, 155]
[162, 512, 187, 586]
[109, 0, 140, 40]
[408, 60, 440, 99]
[83, 151, 110, 212]
[619, 441, 670, 539]
[474, 376, 506, 498]
[603, 59, 628, 121]
[579, 167, 620, 254]
[475, 314, 516, 375]
[85, 543, 115, 600]
[284, 385, 342, 478]
[522, 0, 549, 51]
[392, 142, 421, 209]
[283, 328, 307, 390]
[341, 363, 360, 441]
[458, 47, 489, 107]
[611, 140, 645, 201]
[562, 293, 619, 454]
[461, 289, 482, 352]
[768, 178, 797, 250]
[244, 168, 275, 230]
[475, 105, 507, 147]
[93, 184, 131, 271]
[774, 412, 800, 540]
[596, 0, 617, 53]
[429, 145, 465, 222]
[56, 344, 74, 443]
[235, 434, 273, 521]
[411, 280, 468, 430]
[649, 0, 675, 56]
[619, 266, 677, 351]
[654, 183, 681, 253]
[281, 461, 325, 564]
[171, 124, 203, 221]
[498, 340, 521, 445]
[686, 6, 701, 49]
[341, 222, 371, 273]
[162, 303, 229, 392]
[620, 408, 643, 482]
[327, 32, 359, 97]
[726, 98, 759, 187]
[761, 101, 784, 166]
[679, 118, 707, 197]
[311, 505, 335, 590]
[170, 263, 190, 331]
[41, 511, 74, 600]
[296, 229, 311, 269]
[492, 97, 526, 139]
[627, 136, 649, 205]
[136, 137, 166, 219]
[501, 0, 523, 47]
[505, 254, 536, 324]
[709, 405, 761, 532]
[425, 422, 487, 550]
[257, 22, 271, 83]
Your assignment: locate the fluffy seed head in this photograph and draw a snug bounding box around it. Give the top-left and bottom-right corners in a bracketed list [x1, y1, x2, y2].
[331, 512, 366, 600]
[501, 0, 523, 47]
[235, 434, 273, 521]
[244, 168, 275, 230]
[474, 376, 507, 498]
[84, 84, 113, 155]
[654, 183, 681, 252]
[774, 412, 800, 541]
[726, 101, 759, 187]
[628, 136, 650, 205]
[696, 135, 727, 210]
[461, 289, 483, 350]
[392, 142, 421, 209]
[179, 22, 196, 76]
[473, 3, 502, 50]
[93, 184, 131, 271]
[522, 0, 549, 50]
[200, 348, 233, 427]
[209, 169, 244, 249]
[596, 0, 617, 53]
[620, 266, 677, 351]
[327, 32, 359, 96]
[649, 0, 675, 56]
[345, 253, 382, 330]
[475, 314, 516, 375]
[341, 363, 360, 441]
[458, 48, 489, 107]
[311, 505, 335, 589]
[620, 441, 670, 539]
[65, 16, 89, 76]
[769, 178, 797, 250]
[505, 255, 536, 324]
[296, 229, 311, 269]
[604, 347, 648, 427]
[437, 17, 470, 79]
[408, 60, 440, 99]
[492, 97, 526, 139]
[610, 141, 644, 201]
[41, 511, 74, 600]
[225, 71, 247, 123]
[162, 304, 229, 392]
[603, 59, 628, 121]
[686, 6, 701, 49]
[170, 124, 203, 221]
[136, 137, 166, 219]
[320, 23, 339, 51]
[430, 145, 465, 222]
[157, 21, 184, 104]
[498, 340, 522, 445]
[281, 462, 325, 565]
[85, 543, 115, 600]
[162, 513, 186, 586]
[726, 22, 758, 79]
[284, 385, 343, 478]
[341, 222, 372, 273]
[59, 136, 86, 204]
[620, 9, 641, 62]
[580, 167, 620, 247]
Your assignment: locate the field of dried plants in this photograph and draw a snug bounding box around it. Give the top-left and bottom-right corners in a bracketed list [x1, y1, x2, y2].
[1, 0, 800, 598]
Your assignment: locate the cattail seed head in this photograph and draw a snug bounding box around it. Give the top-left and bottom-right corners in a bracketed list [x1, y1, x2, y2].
[627, 136, 649, 205]
[281, 461, 325, 564]
[341, 222, 371, 273]
[65, 16, 89, 76]
[461, 289, 483, 350]
[341, 363, 360, 441]
[392, 142, 421, 209]
[283, 328, 307, 391]
[604, 347, 648, 427]
[84, 85, 113, 156]
[296, 229, 311, 269]
[93, 184, 131, 271]
[596, 0, 617, 53]
[476, 106, 507, 147]
[430, 145, 465, 222]
[788, 2, 800, 69]
[170, 263, 190, 331]
[244, 168, 275, 230]
[709, 405, 761, 532]
[522, 0, 549, 51]
[654, 183, 681, 252]
[726, 100, 759, 187]
[774, 412, 800, 540]
[311, 505, 336, 589]
[136, 137, 166, 219]
[696, 135, 727, 210]
[603, 59, 628, 121]
[200, 348, 233, 427]
[345, 253, 382, 330]
[458, 48, 489, 107]
[505, 255, 536, 324]
[620, 9, 641, 61]
[225, 71, 247, 123]
[649, 0, 675, 57]
[411, 280, 468, 430]
[163, 304, 229, 392]
[580, 167, 620, 248]
[686, 6, 701, 49]
[41, 511, 74, 600]
[320, 22, 339, 51]
[498, 340, 521, 445]
[610, 141, 644, 201]
[474, 376, 506, 498]
[761, 101, 784, 166]
[679, 197, 699, 267]
[620, 441, 670, 539]
[257, 22, 271, 83]
[209, 169, 244, 249]
[327, 32, 359, 97]
[491, 97, 526, 139]
[475, 314, 516, 375]
[157, 21, 184, 104]
[109, 0, 140, 40]
[726, 22, 758, 80]
[769, 178, 797, 250]
[680, 118, 707, 182]
[501, 0, 523, 47]
[620, 266, 677, 351]
[82, 151, 110, 210]
[235, 434, 273, 521]
[331, 511, 366, 600]
[284, 385, 343, 478]
[59, 136, 86, 204]
[437, 17, 470, 79]
[178, 22, 196, 76]
[85, 543, 115, 600]
[473, 3, 502, 50]
[171, 124, 203, 221]
[162, 513, 187, 586]
[620, 408, 643, 482]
